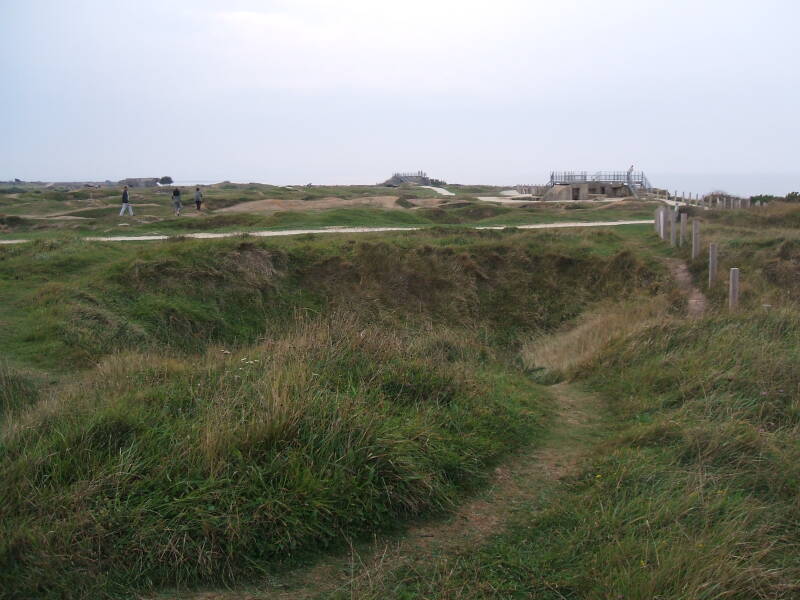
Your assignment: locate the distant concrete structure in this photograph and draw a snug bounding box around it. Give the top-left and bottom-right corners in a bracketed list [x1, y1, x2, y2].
[382, 171, 446, 187]
[515, 184, 551, 196]
[517, 168, 653, 201]
[118, 177, 160, 188]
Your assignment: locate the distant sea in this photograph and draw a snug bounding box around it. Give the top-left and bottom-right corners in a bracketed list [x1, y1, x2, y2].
[171, 180, 221, 186]
[647, 173, 800, 198]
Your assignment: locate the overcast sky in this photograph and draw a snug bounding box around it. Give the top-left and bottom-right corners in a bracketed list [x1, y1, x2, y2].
[2, 0, 798, 195]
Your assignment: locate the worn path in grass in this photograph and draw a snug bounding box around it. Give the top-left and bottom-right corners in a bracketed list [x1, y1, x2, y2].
[665, 258, 707, 317]
[0, 219, 652, 244]
[177, 260, 702, 600]
[170, 383, 606, 600]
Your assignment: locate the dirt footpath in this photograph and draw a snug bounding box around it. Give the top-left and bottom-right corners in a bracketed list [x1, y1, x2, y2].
[665, 258, 707, 317]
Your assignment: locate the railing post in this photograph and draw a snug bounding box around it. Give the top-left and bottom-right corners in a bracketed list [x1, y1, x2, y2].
[654, 208, 660, 233]
[680, 212, 687, 246]
[708, 243, 718, 288]
[691, 220, 701, 260]
[729, 268, 739, 310]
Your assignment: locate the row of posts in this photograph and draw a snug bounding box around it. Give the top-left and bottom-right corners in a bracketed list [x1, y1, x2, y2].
[655, 206, 739, 309]
[653, 190, 759, 210]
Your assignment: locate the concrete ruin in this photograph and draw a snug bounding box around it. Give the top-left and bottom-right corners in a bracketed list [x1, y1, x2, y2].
[517, 169, 653, 201]
[382, 171, 445, 187]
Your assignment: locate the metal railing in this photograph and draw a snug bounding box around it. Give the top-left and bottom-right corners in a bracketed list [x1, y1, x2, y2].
[393, 171, 428, 178]
[549, 170, 651, 190]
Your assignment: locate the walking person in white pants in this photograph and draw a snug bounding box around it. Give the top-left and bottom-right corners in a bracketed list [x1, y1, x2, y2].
[119, 185, 134, 216]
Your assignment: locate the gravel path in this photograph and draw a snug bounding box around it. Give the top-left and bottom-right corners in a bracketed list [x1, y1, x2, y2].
[0, 220, 652, 245]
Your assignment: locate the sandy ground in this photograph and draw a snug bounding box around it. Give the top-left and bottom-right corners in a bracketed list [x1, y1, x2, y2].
[0, 220, 653, 245]
[218, 196, 444, 214]
[419, 186, 455, 196]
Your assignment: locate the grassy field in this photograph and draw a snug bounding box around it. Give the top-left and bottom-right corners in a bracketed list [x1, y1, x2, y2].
[0, 225, 663, 598]
[327, 204, 800, 600]
[0, 182, 654, 240]
[3, 203, 799, 599]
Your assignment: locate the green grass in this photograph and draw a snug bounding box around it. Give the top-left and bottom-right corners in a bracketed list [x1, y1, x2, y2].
[23, 208, 800, 600]
[0, 362, 40, 422]
[0, 318, 552, 599]
[331, 208, 800, 600]
[0, 181, 655, 240]
[0, 228, 660, 373]
[444, 184, 508, 195]
[339, 311, 800, 599]
[0, 226, 664, 598]
[147, 208, 432, 233]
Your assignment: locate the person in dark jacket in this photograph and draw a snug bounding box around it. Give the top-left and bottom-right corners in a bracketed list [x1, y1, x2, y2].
[119, 185, 134, 216]
[172, 188, 182, 216]
[194, 187, 203, 211]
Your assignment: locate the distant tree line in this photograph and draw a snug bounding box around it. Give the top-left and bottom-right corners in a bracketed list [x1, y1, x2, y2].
[751, 192, 800, 203]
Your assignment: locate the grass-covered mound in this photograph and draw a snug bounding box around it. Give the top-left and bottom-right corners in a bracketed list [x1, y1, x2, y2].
[0, 318, 548, 599]
[365, 310, 800, 599]
[0, 228, 664, 598]
[562, 311, 800, 597]
[0, 229, 659, 371]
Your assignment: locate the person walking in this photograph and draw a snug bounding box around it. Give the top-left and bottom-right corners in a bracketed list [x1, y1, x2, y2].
[119, 185, 134, 216]
[194, 186, 203, 211]
[172, 187, 182, 216]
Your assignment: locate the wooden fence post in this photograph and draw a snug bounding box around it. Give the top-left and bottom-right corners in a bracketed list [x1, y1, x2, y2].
[708, 243, 718, 288]
[669, 212, 677, 246]
[691, 220, 701, 260]
[680, 212, 687, 246]
[729, 268, 739, 310]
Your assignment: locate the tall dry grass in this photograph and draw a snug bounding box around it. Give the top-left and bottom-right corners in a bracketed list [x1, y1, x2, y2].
[521, 292, 677, 375]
